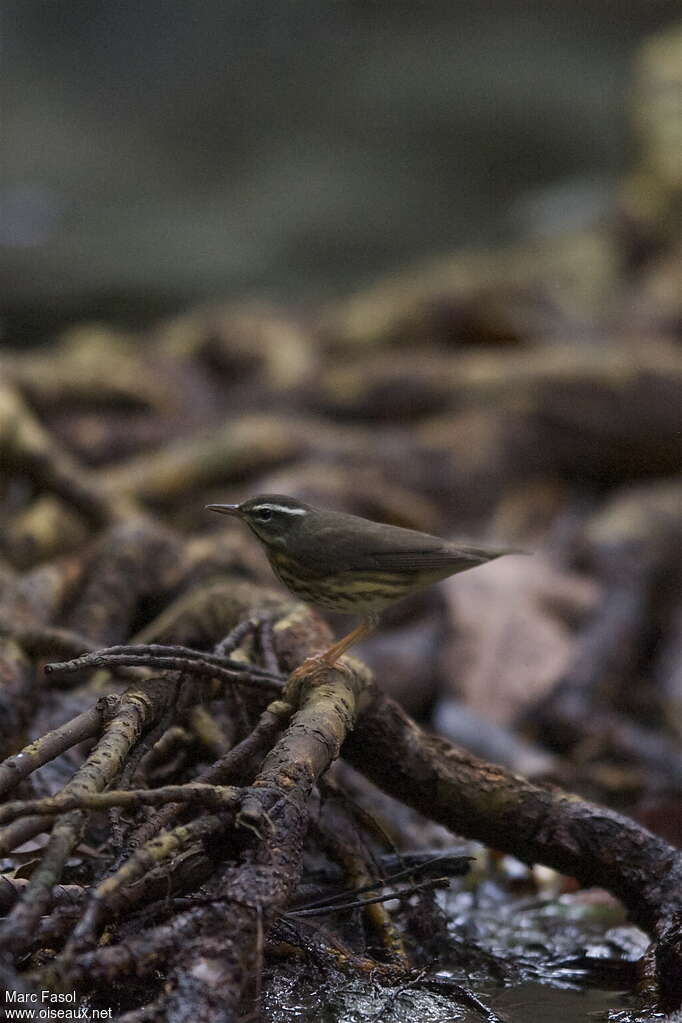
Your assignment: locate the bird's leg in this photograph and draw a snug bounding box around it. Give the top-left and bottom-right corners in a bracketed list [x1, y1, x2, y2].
[288, 616, 378, 686]
[317, 619, 376, 666]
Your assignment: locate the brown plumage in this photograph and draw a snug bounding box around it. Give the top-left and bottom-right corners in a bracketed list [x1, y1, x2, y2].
[207, 494, 521, 674]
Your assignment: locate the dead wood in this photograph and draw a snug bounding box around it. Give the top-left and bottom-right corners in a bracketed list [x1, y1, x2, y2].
[2, 61, 682, 1015]
[344, 685, 682, 1008]
[525, 478, 682, 790]
[0, 620, 680, 1011]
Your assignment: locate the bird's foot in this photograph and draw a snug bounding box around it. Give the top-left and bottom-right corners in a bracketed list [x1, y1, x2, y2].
[288, 654, 333, 685]
[283, 655, 327, 706]
[284, 653, 354, 704]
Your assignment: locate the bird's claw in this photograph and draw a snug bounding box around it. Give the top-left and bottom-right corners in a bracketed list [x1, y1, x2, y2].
[288, 654, 330, 685]
[284, 653, 355, 704]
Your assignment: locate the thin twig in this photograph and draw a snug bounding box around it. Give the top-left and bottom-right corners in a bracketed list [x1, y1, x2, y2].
[296, 852, 470, 912]
[0, 703, 108, 799]
[0, 783, 240, 824]
[285, 876, 450, 918]
[45, 643, 284, 691]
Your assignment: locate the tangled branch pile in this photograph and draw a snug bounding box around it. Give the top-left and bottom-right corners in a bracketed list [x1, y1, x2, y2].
[1, 24, 682, 1022]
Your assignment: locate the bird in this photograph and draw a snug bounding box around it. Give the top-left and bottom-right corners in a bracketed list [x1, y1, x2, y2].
[206, 494, 521, 680]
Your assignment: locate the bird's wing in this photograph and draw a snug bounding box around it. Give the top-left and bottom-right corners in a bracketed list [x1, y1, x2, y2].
[359, 545, 512, 575]
[301, 510, 523, 577]
[337, 514, 518, 574]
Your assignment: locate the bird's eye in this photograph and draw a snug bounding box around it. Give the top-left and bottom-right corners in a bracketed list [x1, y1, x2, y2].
[257, 508, 272, 522]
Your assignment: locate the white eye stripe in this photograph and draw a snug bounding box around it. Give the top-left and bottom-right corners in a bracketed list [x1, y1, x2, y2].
[254, 504, 307, 517]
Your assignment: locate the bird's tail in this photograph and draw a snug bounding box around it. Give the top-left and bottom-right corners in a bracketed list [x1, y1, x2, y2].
[456, 543, 530, 564]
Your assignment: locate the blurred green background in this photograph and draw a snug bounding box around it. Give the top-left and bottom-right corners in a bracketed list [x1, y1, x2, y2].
[2, 0, 680, 342]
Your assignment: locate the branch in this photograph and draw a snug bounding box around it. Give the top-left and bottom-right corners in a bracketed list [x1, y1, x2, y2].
[0, 782, 240, 824]
[0, 702, 109, 799]
[131, 661, 371, 1021]
[344, 685, 682, 1006]
[45, 641, 284, 689]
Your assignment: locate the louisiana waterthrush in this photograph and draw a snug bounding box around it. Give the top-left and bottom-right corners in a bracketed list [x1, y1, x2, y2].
[207, 494, 519, 675]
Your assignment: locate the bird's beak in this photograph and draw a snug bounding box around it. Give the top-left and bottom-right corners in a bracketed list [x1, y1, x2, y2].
[205, 503, 241, 517]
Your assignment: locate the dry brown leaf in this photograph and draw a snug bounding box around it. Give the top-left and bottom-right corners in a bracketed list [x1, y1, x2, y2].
[442, 553, 600, 725]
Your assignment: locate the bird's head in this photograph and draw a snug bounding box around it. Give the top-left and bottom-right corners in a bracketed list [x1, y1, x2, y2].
[206, 494, 311, 548]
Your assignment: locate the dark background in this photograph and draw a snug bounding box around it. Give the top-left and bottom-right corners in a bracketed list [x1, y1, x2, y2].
[2, 1, 680, 341]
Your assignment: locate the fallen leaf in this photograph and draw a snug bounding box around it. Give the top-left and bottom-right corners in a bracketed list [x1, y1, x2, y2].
[442, 553, 600, 724]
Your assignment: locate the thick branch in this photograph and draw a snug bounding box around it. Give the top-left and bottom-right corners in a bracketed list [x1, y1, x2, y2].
[159, 662, 371, 1022]
[344, 685, 682, 1004]
[345, 687, 682, 935]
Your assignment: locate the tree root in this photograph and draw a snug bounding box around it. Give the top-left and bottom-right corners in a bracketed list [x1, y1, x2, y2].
[0, 631, 679, 1010]
[344, 684, 682, 1008]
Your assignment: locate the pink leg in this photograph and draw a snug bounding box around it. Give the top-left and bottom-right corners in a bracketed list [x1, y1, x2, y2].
[289, 620, 375, 684]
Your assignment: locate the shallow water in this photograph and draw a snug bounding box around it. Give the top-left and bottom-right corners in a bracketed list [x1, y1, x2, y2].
[263, 874, 662, 1023]
[263, 975, 661, 1023]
